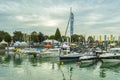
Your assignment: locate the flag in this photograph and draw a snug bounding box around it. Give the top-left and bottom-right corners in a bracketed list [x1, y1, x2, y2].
[99, 35, 102, 43]
[99, 35, 102, 41]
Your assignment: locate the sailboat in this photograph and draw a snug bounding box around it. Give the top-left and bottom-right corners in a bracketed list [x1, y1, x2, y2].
[59, 8, 81, 61]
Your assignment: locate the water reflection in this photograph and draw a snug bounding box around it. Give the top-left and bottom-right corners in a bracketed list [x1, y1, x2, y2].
[100, 62, 120, 73]
[0, 51, 120, 80]
[100, 69, 106, 78]
[79, 62, 97, 68]
[59, 60, 120, 80]
[0, 52, 11, 64]
[59, 64, 74, 80]
[28, 57, 39, 66]
[13, 53, 23, 66]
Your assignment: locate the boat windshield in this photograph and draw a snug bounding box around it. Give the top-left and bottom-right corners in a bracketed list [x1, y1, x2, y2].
[110, 49, 120, 53]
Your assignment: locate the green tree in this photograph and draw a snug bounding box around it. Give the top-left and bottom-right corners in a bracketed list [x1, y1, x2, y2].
[79, 35, 85, 43]
[49, 35, 55, 39]
[44, 35, 49, 40]
[4, 32, 11, 42]
[87, 36, 94, 43]
[62, 36, 68, 42]
[0, 31, 11, 42]
[0, 31, 5, 41]
[71, 34, 85, 43]
[31, 31, 39, 42]
[13, 31, 23, 42]
[38, 32, 45, 43]
[71, 34, 79, 42]
[54, 28, 62, 42]
[87, 36, 94, 47]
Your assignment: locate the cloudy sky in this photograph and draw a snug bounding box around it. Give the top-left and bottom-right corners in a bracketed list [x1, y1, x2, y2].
[0, 0, 120, 37]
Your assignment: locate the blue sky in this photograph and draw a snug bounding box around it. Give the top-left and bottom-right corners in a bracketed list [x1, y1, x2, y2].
[0, 0, 120, 38]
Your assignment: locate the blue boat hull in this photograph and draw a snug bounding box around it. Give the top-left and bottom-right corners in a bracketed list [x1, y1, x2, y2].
[60, 56, 80, 61]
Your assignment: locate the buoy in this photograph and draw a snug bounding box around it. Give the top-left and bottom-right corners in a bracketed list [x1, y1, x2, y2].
[61, 61, 64, 65]
[77, 61, 80, 64]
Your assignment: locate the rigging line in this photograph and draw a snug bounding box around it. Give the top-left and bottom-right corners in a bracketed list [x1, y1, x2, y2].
[59, 65, 66, 80]
[64, 17, 70, 37]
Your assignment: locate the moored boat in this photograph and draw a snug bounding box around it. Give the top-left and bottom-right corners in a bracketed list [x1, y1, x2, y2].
[60, 52, 82, 61]
[40, 50, 59, 58]
[79, 55, 97, 63]
[99, 48, 120, 63]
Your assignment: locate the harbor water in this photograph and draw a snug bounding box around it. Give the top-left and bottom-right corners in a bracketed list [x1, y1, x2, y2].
[0, 51, 120, 80]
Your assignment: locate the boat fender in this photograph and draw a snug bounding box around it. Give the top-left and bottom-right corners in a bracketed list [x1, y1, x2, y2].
[77, 61, 80, 64]
[61, 61, 64, 65]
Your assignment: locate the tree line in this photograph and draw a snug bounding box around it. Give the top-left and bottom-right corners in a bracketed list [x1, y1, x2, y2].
[0, 28, 94, 43]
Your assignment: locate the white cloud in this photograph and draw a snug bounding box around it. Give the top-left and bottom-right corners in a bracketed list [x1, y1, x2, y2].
[16, 16, 24, 21]
[0, 0, 120, 36]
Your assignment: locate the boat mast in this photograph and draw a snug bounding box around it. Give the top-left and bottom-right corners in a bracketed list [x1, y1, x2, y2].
[64, 7, 74, 44]
[64, 16, 70, 37]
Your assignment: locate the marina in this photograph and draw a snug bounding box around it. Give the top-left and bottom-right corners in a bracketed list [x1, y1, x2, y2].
[0, 51, 120, 80]
[0, 0, 120, 80]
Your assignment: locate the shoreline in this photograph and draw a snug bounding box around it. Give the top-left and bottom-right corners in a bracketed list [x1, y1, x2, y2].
[0, 49, 13, 52]
[0, 49, 6, 52]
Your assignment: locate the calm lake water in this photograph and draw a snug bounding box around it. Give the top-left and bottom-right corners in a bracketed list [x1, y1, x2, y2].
[0, 51, 120, 80]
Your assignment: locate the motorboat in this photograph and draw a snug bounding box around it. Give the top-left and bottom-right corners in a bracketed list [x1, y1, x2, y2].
[18, 48, 41, 54]
[99, 48, 120, 63]
[40, 50, 53, 58]
[59, 51, 82, 61]
[79, 50, 98, 63]
[47, 48, 60, 53]
[59, 43, 83, 61]
[40, 48, 59, 58]
[79, 55, 97, 63]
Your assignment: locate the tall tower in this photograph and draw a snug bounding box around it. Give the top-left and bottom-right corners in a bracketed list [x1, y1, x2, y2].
[64, 8, 74, 43]
[70, 7, 74, 36]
